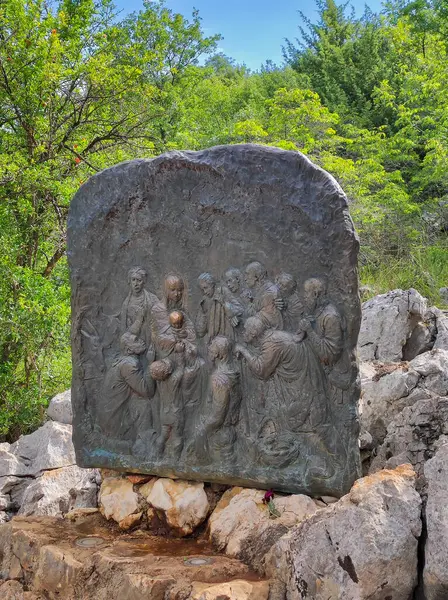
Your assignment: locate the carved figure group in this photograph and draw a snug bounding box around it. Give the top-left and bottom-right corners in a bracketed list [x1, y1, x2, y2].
[96, 262, 347, 478]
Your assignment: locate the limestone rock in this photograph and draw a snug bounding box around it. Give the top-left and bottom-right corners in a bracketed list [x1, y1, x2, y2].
[439, 287, 448, 305]
[409, 348, 448, 396]
[119, 574, 176, 600]
[360, 366, 420, 444]
[424, 444, 448, 600]
[18, 465, 98, 517]
[432, 307, 448, 351]
[359, 288, 428, 362]
[144, 478, 209, 537]
[370, 396, 448, 477]
[208, 487, 317, 572]
[46, 389, 72, 424]
[266, 465, 422, 600]
[99, 477, 140, 524]
[9, 421, 76, 476]
[33, 544, 85, 595]
[0, 580, 26, 599]
[190, 580, 270, 600]
[0, 444, 27, 477]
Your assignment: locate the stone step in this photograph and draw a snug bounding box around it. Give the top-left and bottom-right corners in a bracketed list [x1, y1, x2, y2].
[0, 513, 270, 599]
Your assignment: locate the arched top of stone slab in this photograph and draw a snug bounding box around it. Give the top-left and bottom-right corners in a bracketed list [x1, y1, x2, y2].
[68, 144, 361, 497]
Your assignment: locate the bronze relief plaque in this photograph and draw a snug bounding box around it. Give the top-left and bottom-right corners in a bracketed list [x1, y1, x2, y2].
[68, 144, 362, 496]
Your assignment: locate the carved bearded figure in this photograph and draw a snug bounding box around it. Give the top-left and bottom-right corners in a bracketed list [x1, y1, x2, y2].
[97, 333, 155, 441]
[120, 267, 159, 346]
[244, 262, 283, 330]
[196, 272, 235, 342]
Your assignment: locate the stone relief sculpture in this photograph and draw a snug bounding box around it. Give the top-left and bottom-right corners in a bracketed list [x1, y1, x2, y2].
[92, 263, 346, 482]
[68, 145, 361, 496]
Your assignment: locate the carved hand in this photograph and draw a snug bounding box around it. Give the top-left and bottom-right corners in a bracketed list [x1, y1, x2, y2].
[234, 344, 245, 359]
[230, 316, 239, 327]
[174, 341, 185, 353]
[298, 317, 312, 333]
[146, 346, 155, 363]
[274, 297, 285, 311]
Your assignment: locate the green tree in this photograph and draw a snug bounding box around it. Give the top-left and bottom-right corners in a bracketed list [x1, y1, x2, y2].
[0, 0, 218, 438]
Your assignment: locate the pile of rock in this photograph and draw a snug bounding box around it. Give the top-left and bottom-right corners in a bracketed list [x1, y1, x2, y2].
[0, 390, 99, 523]
[0, 286, 447, 599]
[358, 289, 448, 483]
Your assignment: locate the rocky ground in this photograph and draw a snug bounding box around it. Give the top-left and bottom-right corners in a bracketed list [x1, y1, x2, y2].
[0, 287, 447, 599]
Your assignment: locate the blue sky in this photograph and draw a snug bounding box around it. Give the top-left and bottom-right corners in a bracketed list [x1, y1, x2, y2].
[114, 0, 384, 71]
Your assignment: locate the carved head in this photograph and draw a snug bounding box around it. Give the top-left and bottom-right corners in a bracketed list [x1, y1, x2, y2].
[198, 272, 215, 298]
[120, 332, 146, 355]
[164, 274, 185, 309]
[225, 268, 242, 294]
[303, 277, 326, 311]
[245, 262, 267, 288]
[243, 316, 266, 344]
[149, 359, 173, 381]
[275, 273, 297, 298]
[128, 267, 147, 294]
[169, 310, 184, 330]
[208, 336, 231, 362]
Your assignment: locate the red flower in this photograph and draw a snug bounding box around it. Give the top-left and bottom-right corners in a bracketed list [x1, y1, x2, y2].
[75, 157, 81, 164]
[262, 489, 275, 504]
[51, 29, 57, 35]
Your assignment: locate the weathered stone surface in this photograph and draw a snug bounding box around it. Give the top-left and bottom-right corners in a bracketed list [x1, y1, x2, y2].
[410, 348, 448, 396]
[424, 443, 448, 600]
[369, 396, 448, 477]
[119, 574, 176, 600]
[190, 580, 270, 600]
[208, 487, 317, 572]
[18, 465, 98, 517]
[9, 421, 75, 476]
[0, 514, 258, 600]
[265, 465, 422, 600]
[46, 389, 73, 424]
[432, 307, 448, 350]
[143, 478, 209, 537]
[68, 144, 361, 496]
[360, 365, 420, 444]
[99, 477, 139, 525]
[359, 288, 428, 362]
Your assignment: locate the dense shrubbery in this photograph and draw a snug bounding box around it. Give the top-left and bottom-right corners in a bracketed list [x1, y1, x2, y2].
[0, 0, 446, 438]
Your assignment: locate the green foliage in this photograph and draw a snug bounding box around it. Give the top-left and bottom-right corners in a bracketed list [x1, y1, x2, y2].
[1, 0, 447, 439]
[0, 0, 218, 439]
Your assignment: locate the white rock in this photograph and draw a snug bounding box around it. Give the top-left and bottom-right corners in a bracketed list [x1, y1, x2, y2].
[266, 464, 422, 600]
[424, 444, 448, 600]
[360, 367, 420, 444]
[18, 465, 98, 517]
[359, 289, 427, 362]
[99, 477, 139, 525]
[144, 478, 209, 537]
[0, 443, 27, 477]
[409, 349, 448, 396]
[46, 389, 72, 425]
[432, 308, 448, 351]
[10, 421, 75, 476]
[208, 487, 317, 572]
[370, 395, 448, 477]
